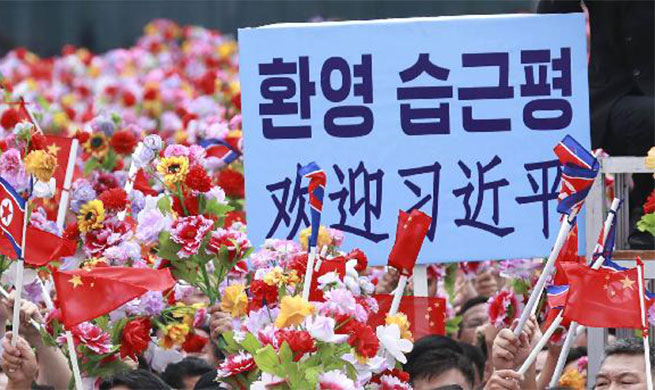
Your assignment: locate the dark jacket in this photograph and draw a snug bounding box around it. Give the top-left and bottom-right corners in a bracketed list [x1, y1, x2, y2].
[537, 0, 654, 149]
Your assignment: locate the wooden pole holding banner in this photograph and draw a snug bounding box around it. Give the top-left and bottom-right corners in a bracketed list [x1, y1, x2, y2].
[637, 261, 653, 390]
[389, 274, 408, 315]
[11, 185, 30, 347]
[548, 198, 621, 388]
[56, 139, 79, 229]
[514, 211, 577, 337]
[65, 329, 84, 390]
[118, 142, 144, 222]
[413, 265, 428, 297]
[302, 246, 318, 300]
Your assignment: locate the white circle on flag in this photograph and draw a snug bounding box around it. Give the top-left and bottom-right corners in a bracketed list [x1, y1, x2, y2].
[0, 198, 14, 227]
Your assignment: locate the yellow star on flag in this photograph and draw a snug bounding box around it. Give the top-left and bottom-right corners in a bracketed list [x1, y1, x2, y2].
[69, 275, 83, 288]
[47, 143, 61, 155]
[619, 275, 636, 291]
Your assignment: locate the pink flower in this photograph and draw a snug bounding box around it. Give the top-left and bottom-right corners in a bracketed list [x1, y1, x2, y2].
[170, 215, 214, 258]
[61, 322, 113, 355]
[207, 228, 250, 261]
[376, 374, 413, 390]
[317, 370, 356, 390]
[216, 351, 255, 378]
[193, 307, 208, 328]
[0, 148, 27, 190]
[488, 289, 522, 328]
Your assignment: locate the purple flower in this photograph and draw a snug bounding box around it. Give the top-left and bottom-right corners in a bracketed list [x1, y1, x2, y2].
[136, 208, 172, 245]
[163, 144, 189, 158]
[70, 179, 97, 213]
[22, 280, 43, 304]
[0, 148, 27, 190]
[140, 291, 165, 316]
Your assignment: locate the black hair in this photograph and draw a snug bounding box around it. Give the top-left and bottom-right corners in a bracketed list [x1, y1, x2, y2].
[99, 369, 171, 390]
[193, 370, 225, 390]
[564, 346, 587, 366]
[458, 342, 485, 382]
[31, 384, 55, 390]
[405, 334, 464, 371]
[405, 348, 475, 389]
[457, 296, 489, 317]
[603, 338, 655, 374]
[161, 357, 213, 389]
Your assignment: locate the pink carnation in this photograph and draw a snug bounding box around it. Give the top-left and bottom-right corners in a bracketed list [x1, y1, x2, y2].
[488, 289, 522, 328]
[59, 322, 113, 355]
[207, 227, 251, 261]
[170, 215, 214, 258]
[216, 351, 255, 378]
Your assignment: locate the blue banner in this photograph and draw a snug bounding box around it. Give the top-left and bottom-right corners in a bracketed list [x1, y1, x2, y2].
[239, 14, 590, 265]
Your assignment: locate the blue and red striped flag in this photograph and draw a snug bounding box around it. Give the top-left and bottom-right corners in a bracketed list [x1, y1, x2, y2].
[198, 138, 241, 167]
[592, 200, 622, 263]
[553, 135, 599, 216]
[298, 162, 326, 248]
[0, 177, 26, 258]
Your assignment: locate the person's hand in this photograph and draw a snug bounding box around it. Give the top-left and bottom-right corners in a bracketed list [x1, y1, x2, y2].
[474, 270, 498, 297]
[374, 268, 399, 295]
[484, 370, 523, 390]
[1, 332, 38, 388]
[491, 316, 538, 370]
[5, 295, 44, 348]
[209, 305, 233, 341]
[0, 296, 10, 324]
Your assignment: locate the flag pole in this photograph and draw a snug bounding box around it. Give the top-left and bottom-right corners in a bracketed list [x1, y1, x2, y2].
[637, 260, 653, 390]
[518, 311, 564, 375]
[548, 198, 621, 387]
[514, 211, 577, 337]
[0, 285, 40, 330]
[118, 142, 143, 221]
[65, 328, 83, 390]
[56, 139, 79, 229]
[301, 245, 318, 300]
[10, 185, 30, 347]
[389, 273, 408, 316]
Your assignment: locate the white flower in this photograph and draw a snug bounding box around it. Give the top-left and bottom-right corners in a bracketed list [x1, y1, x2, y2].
[376, 324, 413, 364]
[317, 271, 344, 291]
[1, 262, 38, 288]
[143, 134, 163, 151]
[304, 315, 348, 344]
[317, 370, 357, 390]
[207, 186, 227, 205]
[342, 353, 387, 384]
[144, 341, 183, 373]
[251, 372, 285, 390]
[32, 177, 56, 199]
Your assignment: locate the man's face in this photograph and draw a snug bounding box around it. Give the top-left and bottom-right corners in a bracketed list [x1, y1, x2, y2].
[459, 303, 489, 345]
[594, 354, 647, 389]
[412, 369, 471, 390]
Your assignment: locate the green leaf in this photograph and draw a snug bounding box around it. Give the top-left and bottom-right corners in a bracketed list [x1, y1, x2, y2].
[84, 158, 101, 175]
[205, 199, 233, 218]
[241, 333, 263, 355]
[446, 315, 463, 337]
[156, 231, 181, 261]
[254, 345, 279, 374]
[157, 196, 172, 214]
[219, 331, 241, 354]
[637, 213, 655, 236]
[278, 342, 294, 364]
[102, 149, 118, 171]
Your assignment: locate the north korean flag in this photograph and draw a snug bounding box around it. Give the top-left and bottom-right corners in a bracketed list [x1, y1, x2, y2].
[0, 176, 26, 257]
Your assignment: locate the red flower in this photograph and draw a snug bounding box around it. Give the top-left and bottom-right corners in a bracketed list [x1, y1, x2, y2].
[276, 329, 317, 361]
[120, 317, 151, 360]
[75, 130, 90, 144]
[67, 322, 113, 355]
[338, 319, 379, 359]
[172, 191, 200, 216]
[122, 91, 137, 107]
[143, 87, 159, 101]
[287, 253, 308, 277]
[1, 108, 21, 129]
[216, 352, 255, 378]
[170, 215, 214, 258]
[110, 129, 138, 155]
[92, 172, 119, 193]
[63, 222, 80, 241]
[249, 279, 278, 309]
[98, 188, 128, 212]
[182, 332, 208, 353]
[185, 165, 212, 193]
[347, 248, 368, 272]
[29, 133, 48, 152]
[488, 289, 521, 328]
[372, 369, 411, 384]
[224, 210, 246, 228]
[644, 190, 655, 215]
[207, 228, 250, 261]
[216, 168, 244, 198]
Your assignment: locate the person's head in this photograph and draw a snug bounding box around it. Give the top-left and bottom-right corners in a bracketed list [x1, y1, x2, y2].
[406, 348, 475, 390]
[406, 335, 464, 370]
[457, 342, 484, 387]
[594, 338, 654, 389]
[99, 369, 171, 390]
[194, 370, 224, 390]
[162, 357, 213, 390]
[457, 296, 489, 345]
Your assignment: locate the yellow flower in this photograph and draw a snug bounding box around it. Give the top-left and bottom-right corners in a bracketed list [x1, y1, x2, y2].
[299, 225, 331, 250]
[160, 323, 190, 349]
[83, 132, 109, 159]
[157, 156, 189, 187]
[78, 200, 105, 233]
[646, 147, 655, 169]
[220, 284, 248, 318]
[275, 295, 315, 328]
[386, 313, 413, 341]
[52, 112, 69, 129]
[262, 267, 300, 288]
[24, 150, 57, 182]
[559, 367, 585, 390]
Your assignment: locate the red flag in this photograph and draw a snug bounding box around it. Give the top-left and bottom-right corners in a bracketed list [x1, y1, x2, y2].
[53, 267, 176, 328]
[43, 135, 75, 191]
[371, 295, 445, 339]
[0, 225, 77, 266]
[562, 262, 643, 328]
[553, 225, 583, 285]
[387, 209, 432, 275]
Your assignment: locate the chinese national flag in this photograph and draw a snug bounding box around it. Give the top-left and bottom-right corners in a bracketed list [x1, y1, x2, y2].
[387, 209, 432, 275]
[43, 135, 75, 191]
[371, 295, 446, 339]
[562, 262, 643, 329]
[0, 225, 77, 266]
[53, 267, 176, 328]
[553, 225, 583, 285]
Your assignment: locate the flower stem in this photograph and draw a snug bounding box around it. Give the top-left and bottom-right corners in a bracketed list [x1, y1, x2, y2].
[175, 182, 189, 216]
[200, 263, 215, 305]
